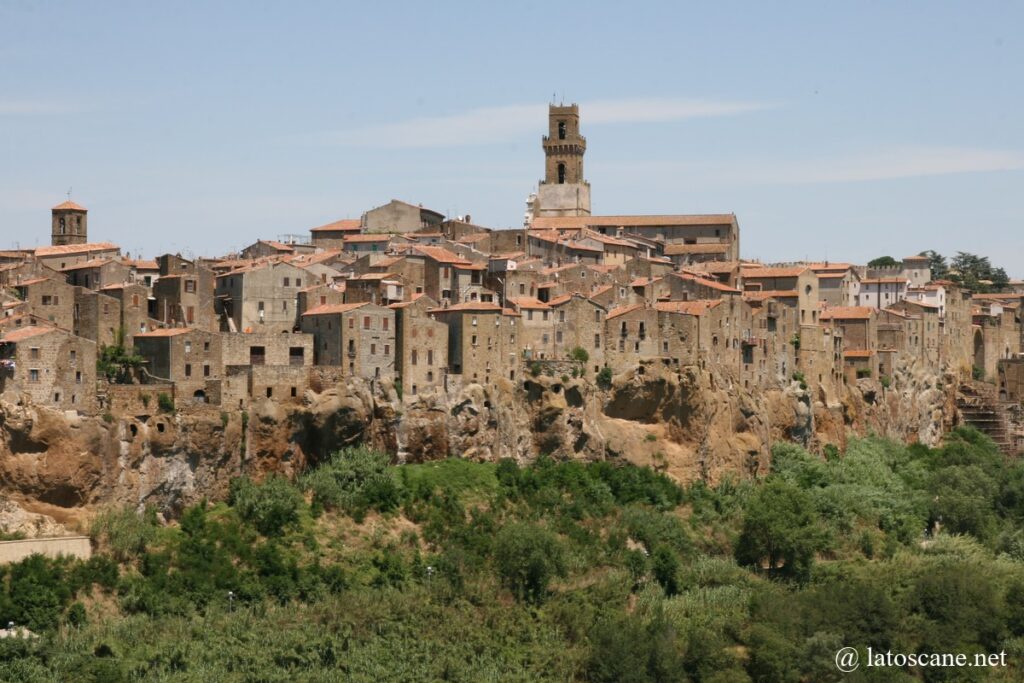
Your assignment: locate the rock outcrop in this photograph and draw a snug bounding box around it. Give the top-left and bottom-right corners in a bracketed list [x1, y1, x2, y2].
[0, 357, 961, 525]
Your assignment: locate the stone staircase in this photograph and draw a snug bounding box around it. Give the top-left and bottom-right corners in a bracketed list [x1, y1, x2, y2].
[957, 381, 1015, 455]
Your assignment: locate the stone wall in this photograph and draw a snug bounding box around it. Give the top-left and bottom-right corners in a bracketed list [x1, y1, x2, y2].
[0, 536, 91, 564]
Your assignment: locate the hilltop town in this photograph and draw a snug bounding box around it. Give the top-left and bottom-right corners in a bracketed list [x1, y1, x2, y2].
[1, 104, 1023, 516]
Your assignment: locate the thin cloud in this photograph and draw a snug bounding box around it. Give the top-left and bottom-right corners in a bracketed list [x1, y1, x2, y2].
[598, 147, 1024, 187]
[315, 97, 775, 148]
[763, 146, 1024, 184]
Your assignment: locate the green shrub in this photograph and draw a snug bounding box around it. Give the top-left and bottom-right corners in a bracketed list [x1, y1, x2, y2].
[529, 361, 542, 377]
[596, 366, 613, 389]
[228, 476, 303, 537]
[90, 507, 157, 561]
[879, 375, 891, 389]
[856, 368, 871, 379]
[156, 392, 174, 413]
[301, 446, 400, 521]
[569, 347, 589, 364]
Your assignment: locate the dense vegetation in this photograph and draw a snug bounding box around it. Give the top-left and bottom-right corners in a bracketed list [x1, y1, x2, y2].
[1, 430, 1023, 681]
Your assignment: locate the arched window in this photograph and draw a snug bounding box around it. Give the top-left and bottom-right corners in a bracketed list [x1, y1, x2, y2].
[557, 162, 566, 184]
[558, 121, 567, 140]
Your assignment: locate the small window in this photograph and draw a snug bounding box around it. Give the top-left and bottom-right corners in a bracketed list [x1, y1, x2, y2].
[30, 347, 40, 360]
[204, 364, 210, 377]
[411, 350, 418, 365]
[296, 279, 302, 288]
[283, 277, 290, 287]
[185, 280, 196, 293]
[185, 364, 192, 377]
[185, 341, 192, 353]
[29, 369, 40, 382]
[363, 316, 371, 329]
[349, 317, 354, 329]
[427, 349, 433, 365]
[383, 318, 389, 331]
[384, 344, 390, 356]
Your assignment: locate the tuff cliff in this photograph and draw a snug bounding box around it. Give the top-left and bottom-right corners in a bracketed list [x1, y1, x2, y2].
[0, 356, 960, 530]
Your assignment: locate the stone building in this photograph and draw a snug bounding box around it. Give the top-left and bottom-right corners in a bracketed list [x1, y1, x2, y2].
[547, 293, 607, 373]
[857, 277, 909, 309]
[72, 287, 121, 348]
[310, 218, 361, 249]
[99, 283, 158, 341]
[61, 258, 132, 291]
[0, 325, 96, 410]
[133, 328, 223, 403]
[13, 278, 76, 331]
[153, 255, 217, 332]
[530, 214, 740, 262]
[215, 260, 308, 333]
[299, 302, 395, 382]
[605, 304, 661, 371]
[429, 302, 519, 387]
[390, 295, 447, 398]
[507, 297, 555, 360]
[221, 331, 314, 368]
[361, 199, 445, 234]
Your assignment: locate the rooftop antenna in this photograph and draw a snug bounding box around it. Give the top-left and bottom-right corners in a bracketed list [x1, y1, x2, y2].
[66, 187, 72, 201]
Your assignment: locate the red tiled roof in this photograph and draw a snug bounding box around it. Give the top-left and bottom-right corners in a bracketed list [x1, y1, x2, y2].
[606, 303, 646, 320]
[664, 243, 730, 256]
[507, 296, 550, 310]
[52, 200, 87, 211]
[428, 302, 503, 313]
[654, 300, 722, 316]
[742, 290, 799, 301]
[1, 325, 56, 342]
[34, 242, 119, 257]
[741, 266, 809, 279]
[301, 303, 369, 316]
[530, 214, 736, 230]
[310, 219, 361, 233]
[59, 258, 114, 271]
[412, 245, 471, 265]
[671, 272, 741, 293]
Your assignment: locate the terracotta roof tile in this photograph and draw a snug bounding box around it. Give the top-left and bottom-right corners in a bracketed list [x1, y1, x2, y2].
[310, 219, 360, 233]
[820, 306, 874, 320]
[34, 242, 119, 257]
[530, 214, 736, 230]
[507, 296, 550, 310]
[606, 303, 646, 320]
[0, 325, 56, 342]
[51, 200, 87, 211]
[301, 303, 369, 316]
[654, 300, 722, 316]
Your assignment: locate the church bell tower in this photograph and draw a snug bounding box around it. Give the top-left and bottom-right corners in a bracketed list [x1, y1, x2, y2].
[51, 199, 88, 246]
[535, 103, 591, 218]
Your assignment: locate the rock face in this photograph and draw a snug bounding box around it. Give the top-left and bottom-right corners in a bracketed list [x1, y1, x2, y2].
[0, 358, 960, 524]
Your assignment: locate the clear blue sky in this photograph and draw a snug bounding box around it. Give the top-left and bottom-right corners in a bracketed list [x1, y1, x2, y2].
[2, 1, 1021, 274]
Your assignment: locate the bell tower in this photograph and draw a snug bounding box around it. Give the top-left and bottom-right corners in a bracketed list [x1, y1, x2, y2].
[535, 103, 591, 218]
[51, 199, 88, 246]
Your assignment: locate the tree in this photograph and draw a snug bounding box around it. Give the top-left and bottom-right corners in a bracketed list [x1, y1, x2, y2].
[569, 346, 589, 364]
[493, 522, 566, 604]
[651, 545, 681, 596]
[867, 256, 899, 268]
[735, 479, 825, 580]
[96, 328, 145, 384]
[949, 251, 1010, 293]
[919, 250, 949, 281]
